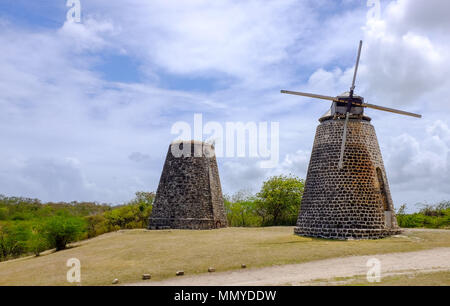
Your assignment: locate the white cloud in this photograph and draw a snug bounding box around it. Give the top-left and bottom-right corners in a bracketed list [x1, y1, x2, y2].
[1, 0, 450, 211]
[0, 157, 96, 202]
[220, 159, 268, 194]
[273, 150, 310, 179]
[384, 121, 450, 200]
[58, 18, 119, 53]
[129, 152, 151, 163]
[386, 0, 450, 35]
[82, 0, 317, 89]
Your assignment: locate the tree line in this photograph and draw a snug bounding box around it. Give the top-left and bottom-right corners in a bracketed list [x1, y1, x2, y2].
[0, 175, 304, 261]
[396, 201, 450, 229]
[1, 175, 449, 262]
[0, 192, 154, 261]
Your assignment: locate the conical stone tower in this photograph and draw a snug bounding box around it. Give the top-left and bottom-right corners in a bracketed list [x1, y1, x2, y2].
[148, 140, 228, 230]
[294, 112, 401, 240]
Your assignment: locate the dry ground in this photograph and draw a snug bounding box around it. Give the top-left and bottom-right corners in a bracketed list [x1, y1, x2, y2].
[0, 227, 449, 286]
[131, 247, 449, 286]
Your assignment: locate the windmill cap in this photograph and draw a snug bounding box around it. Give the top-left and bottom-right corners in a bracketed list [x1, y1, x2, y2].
[338, 91, 364, 100]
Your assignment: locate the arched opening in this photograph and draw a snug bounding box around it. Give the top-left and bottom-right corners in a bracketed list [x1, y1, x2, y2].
[376, 168, 389, 211]
[376, 167, 392, 228]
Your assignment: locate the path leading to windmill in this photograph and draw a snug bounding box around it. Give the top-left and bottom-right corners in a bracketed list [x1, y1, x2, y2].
[129, 247, 450, 286]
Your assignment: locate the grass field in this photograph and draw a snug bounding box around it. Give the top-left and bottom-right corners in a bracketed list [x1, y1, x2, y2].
[309, 270, 450, 286]
[0, 227, 449, 286]
[361, 270, 450, 286]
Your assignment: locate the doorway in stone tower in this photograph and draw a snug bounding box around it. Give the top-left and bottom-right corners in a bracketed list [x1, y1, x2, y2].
[376, 167, 392, 228]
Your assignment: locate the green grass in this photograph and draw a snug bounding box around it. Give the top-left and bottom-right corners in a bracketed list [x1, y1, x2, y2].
[322, 270, 450, 286]
[0, 227, 449, 286]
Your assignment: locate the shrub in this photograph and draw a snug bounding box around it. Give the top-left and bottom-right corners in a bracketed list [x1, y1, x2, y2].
[85, 214, 109, 239]
[0, 207, 8, 220]
[0, 223, 31, 261]
[27, 226, 49, 257]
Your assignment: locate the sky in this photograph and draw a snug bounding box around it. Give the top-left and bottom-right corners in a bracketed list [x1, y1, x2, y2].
[0, 0, 449, 212]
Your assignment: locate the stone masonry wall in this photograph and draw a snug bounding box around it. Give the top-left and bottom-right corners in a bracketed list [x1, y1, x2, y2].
[148, 141, 228, 230]
[294, 115, 401, 240]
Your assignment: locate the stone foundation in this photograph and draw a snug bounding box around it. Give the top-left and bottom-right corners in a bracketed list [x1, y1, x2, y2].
[294, 227, 401, 240]
[295, 115, 401, 240]
[148, 218, 225, 230]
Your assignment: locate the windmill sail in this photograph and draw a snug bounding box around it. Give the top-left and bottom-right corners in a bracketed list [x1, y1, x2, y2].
[350, 40, 363, 96]
[280, 90, 337, 102]
[362, 103, 422, 118]
[339, 40, 364, 169]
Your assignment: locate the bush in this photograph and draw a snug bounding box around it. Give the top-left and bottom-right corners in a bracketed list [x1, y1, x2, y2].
[40, 216, 86, 251]
[85, 214, 109, 239]
[0, 223, 31, 261]
[27, 226, 49, 256]
[0, 207, 8, 220]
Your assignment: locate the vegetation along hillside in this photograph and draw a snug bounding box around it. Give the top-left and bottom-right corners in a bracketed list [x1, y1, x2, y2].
[0, 175, 448, 263]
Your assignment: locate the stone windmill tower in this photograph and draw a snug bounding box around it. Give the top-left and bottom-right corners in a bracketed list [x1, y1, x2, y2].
[281, 41, 422, 240]
[148, 140, 228, 230]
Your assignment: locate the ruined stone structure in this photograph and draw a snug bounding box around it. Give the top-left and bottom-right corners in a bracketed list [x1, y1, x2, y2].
[294, 113, 401, 240]
[148, 140, 228, 230]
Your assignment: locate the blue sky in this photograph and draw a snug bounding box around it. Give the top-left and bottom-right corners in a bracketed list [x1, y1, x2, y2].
[0, 0, 449, 212]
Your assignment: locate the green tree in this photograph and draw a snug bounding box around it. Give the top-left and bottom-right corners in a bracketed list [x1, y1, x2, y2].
[256, 175, 305, 226]
[224, 191, 261, 227]
[41, 215, 86, 251]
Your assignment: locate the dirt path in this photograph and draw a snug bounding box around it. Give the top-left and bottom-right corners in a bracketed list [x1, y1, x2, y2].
[129, 247, 450, 286]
